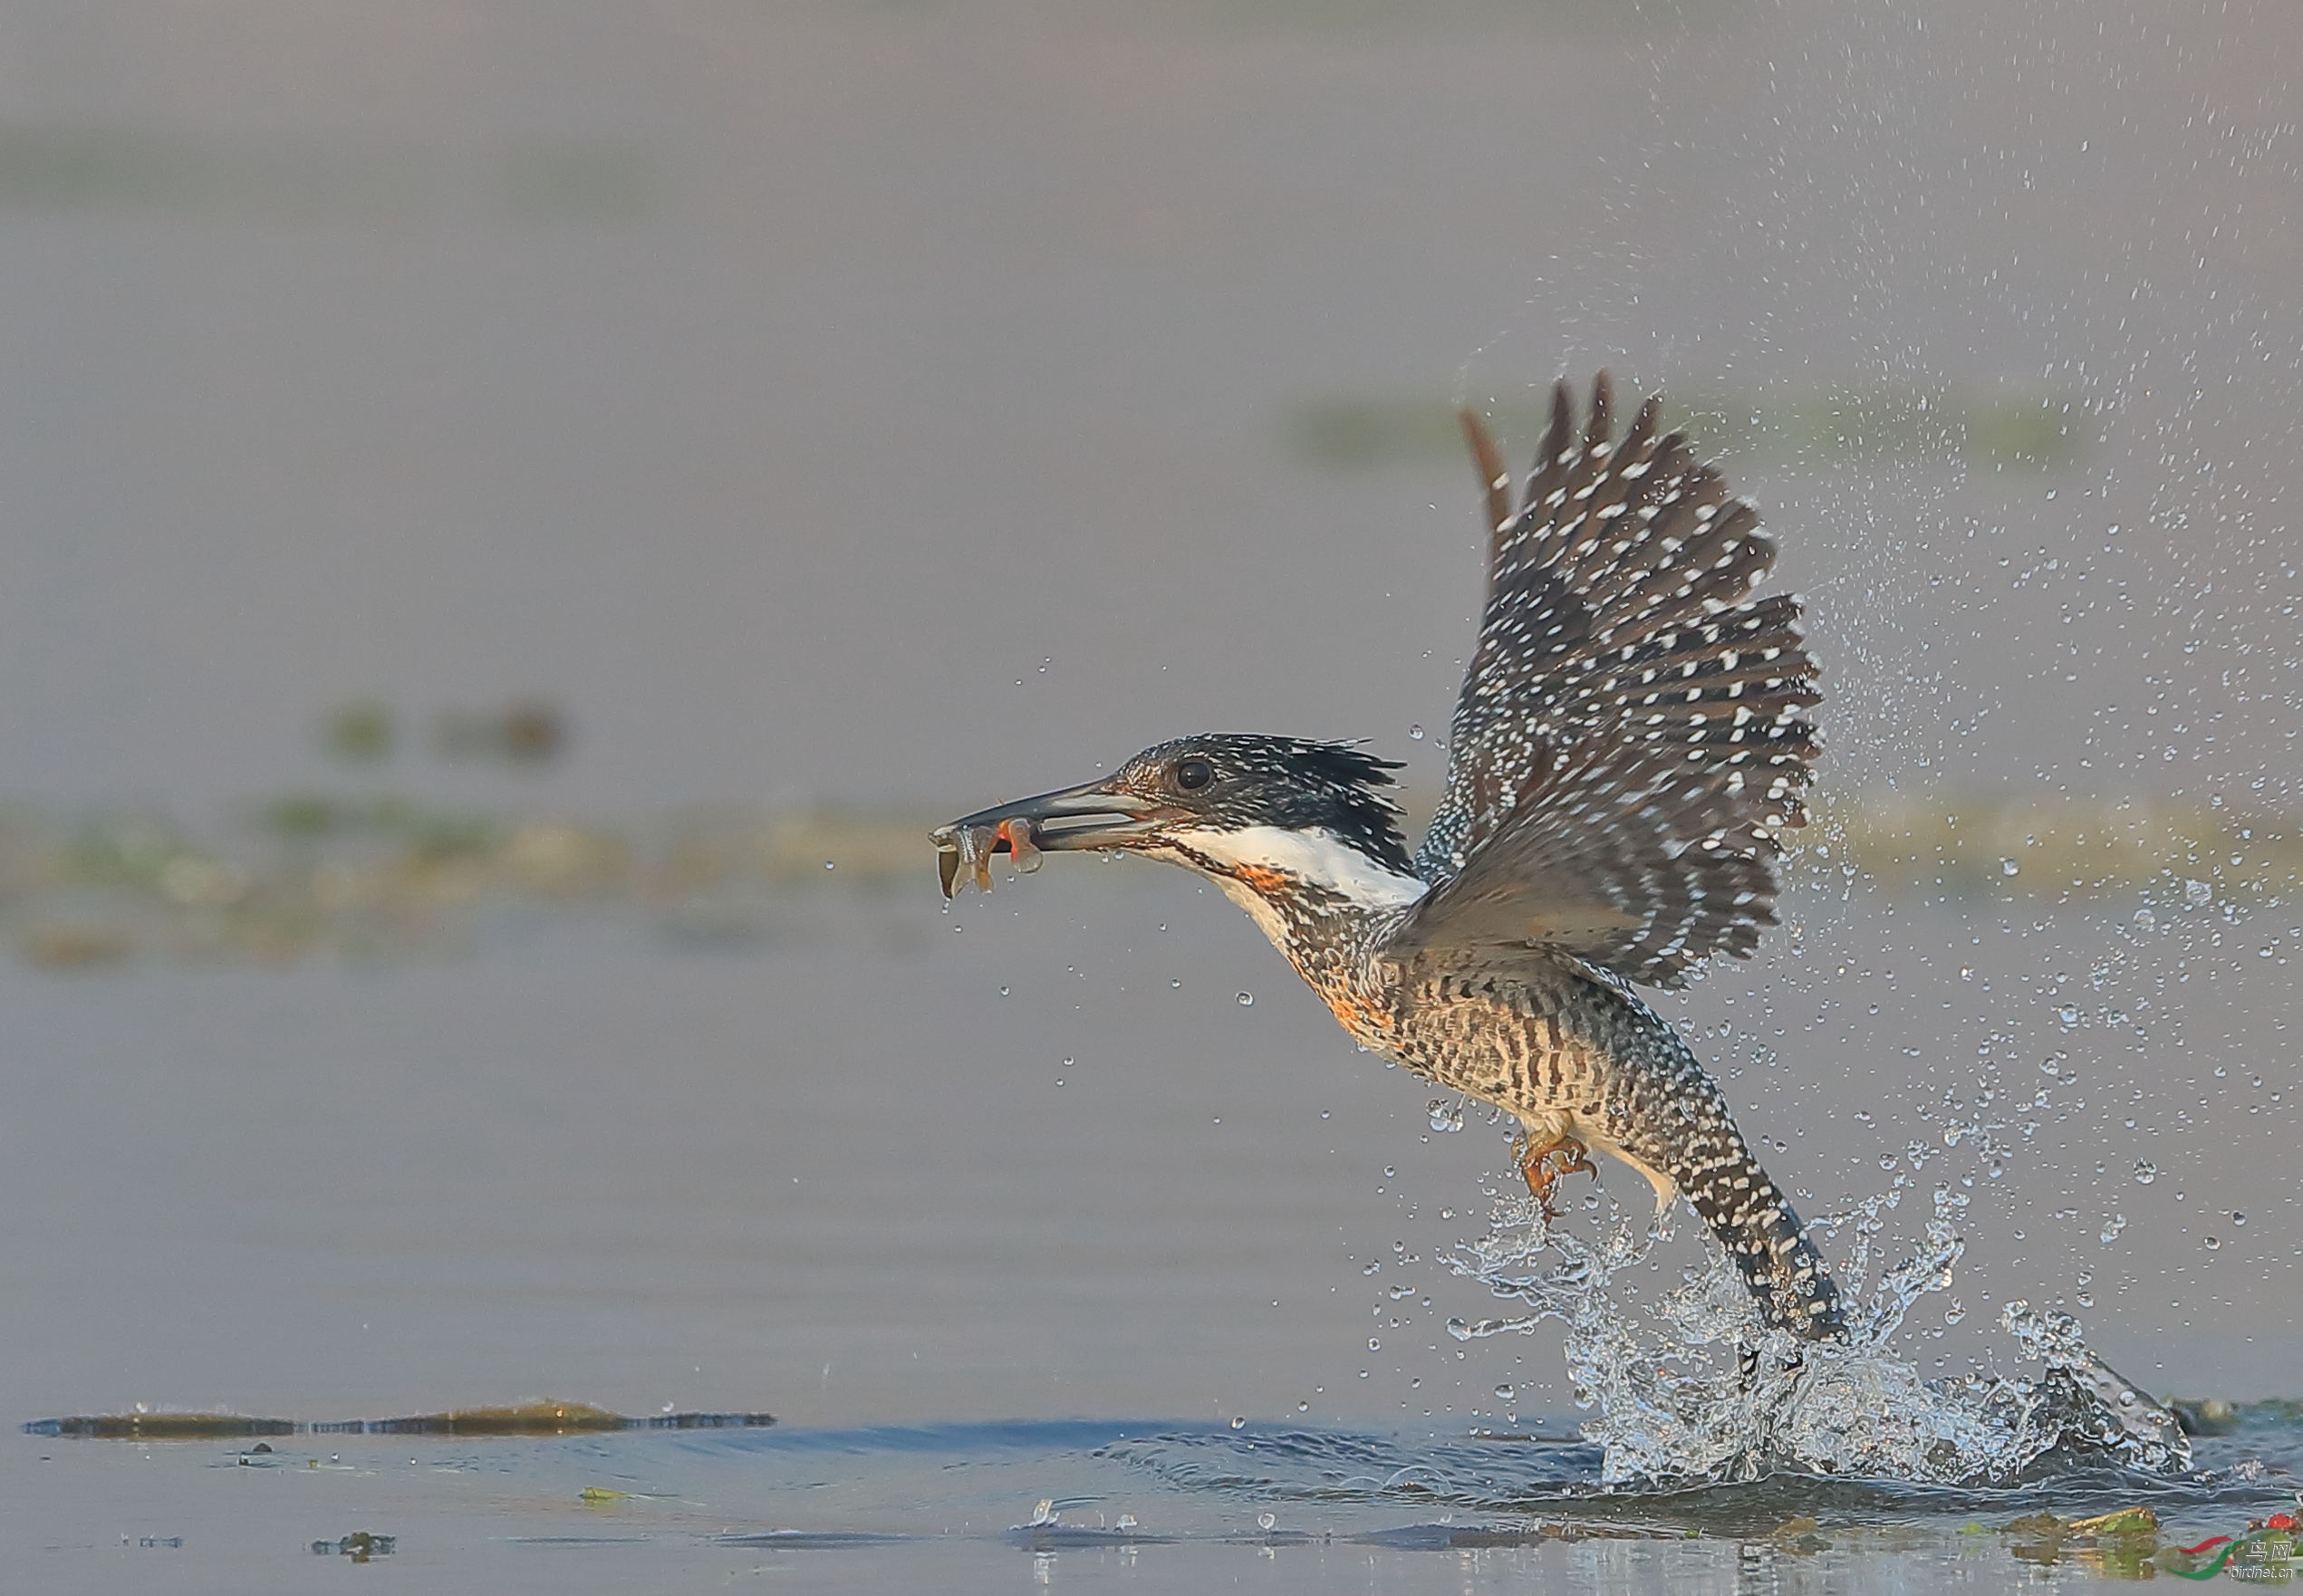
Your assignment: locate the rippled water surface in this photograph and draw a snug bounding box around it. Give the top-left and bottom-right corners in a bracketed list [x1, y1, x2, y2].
[14, 1411, 2303, 1593]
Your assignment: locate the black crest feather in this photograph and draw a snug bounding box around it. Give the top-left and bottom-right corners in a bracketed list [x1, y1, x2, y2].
[1128, 734, 1414, 875]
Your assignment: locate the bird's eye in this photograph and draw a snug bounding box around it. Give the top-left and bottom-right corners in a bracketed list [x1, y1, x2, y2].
[1173, 756, 1214, 792]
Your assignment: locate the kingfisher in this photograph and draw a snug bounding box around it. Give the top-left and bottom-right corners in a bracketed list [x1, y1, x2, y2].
[934, 374, 1844, 1340]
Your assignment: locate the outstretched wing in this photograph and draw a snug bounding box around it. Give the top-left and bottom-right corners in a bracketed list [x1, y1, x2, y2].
[1396, 373, 1818, 987]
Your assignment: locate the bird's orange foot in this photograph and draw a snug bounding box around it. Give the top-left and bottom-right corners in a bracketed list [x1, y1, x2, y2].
[1515, 1134, 1597, 1222]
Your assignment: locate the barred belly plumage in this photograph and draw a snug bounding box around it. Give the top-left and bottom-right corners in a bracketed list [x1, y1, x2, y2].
[1306, 954, 1844, 1342]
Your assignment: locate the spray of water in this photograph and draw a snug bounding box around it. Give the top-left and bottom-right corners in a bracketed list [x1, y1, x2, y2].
[1445, 1183, 2190, 1486]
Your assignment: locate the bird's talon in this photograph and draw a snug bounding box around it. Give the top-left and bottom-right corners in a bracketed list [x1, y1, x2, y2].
[1516, 1134, 1597, 1222]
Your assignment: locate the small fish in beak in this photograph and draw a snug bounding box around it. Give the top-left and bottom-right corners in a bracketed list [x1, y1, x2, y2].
[930, 816, 1040, 899]
[1003, 816, 1043, 876]
[930, 778, 1163, 899]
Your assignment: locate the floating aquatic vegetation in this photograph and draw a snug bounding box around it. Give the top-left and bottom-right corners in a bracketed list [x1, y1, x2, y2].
[0, 790, 2288, 969]
[0, 123, 662, 227]
[434, 701, 567, 766]
[1285, 384, 2085, 472]
[1816, 791, 2303, 904]
[319, 702, 395, 764]
[24, 1402, 775, 1438]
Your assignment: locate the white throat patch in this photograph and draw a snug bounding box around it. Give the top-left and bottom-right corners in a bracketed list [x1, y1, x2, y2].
[1179, 824, 1429, 909]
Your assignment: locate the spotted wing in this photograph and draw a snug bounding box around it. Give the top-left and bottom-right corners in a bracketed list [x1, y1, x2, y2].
[1396, 373, 1818, 987]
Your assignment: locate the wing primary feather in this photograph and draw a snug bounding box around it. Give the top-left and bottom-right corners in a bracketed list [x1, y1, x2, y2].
[1405, 372, 1822, 987]
[1523, 379, 1577, 516]
[1457, 406, 1514, 548]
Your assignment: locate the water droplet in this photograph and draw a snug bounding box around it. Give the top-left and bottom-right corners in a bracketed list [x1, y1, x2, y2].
[1257, 1513, 1277, 1533]
[1236, 991, 1253, 1006]
[1408, 724, 1425, 740]
[1445, 1317, 1471, 1341]
[2057, 1005, 2080, 1029]
[1493, 1383, 1515, 1402]
[2133, 907, 2155, 930]
[1030, 1499, 1057, 1526]
[2040, 1053, 2067, 1075]
[2133, 1160, 2158, 1185]
[1368, 1337, 1382, 1351]
[1229, 1415, 1247, 1429]
[998, 985, 1010, 996]
[2233, 1211, 2247, 1226]
[2100, 1214, 2127, 1243]
[1116, 1513, 1137, 1530]
[1944, 1300, 1966, 1326]
[1170, 978, 1180, 989]
[1960, 966, 1975, 981]
[2185, 878, 2212, 906]
[1439, 1207, 1454, 1220]
[1296, 1400, 1310, 1412]
[2076, 1291, 2095, 1308]
[2000, 857, 2019, 877]
[1427, 1098, 1465, 1133]
[1383, 1166, 1395, 1178]
[2203, 1235, 2221, 1250]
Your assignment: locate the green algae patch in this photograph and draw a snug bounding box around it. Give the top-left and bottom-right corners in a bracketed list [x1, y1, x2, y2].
[2002, 1505, 2162, 1579]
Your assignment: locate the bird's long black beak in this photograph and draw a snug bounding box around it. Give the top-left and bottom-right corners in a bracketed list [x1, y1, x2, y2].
[930, 778, 1163, 898]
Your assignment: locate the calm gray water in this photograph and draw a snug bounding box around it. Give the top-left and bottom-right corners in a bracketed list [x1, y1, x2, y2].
[0, 0, 2297, 1589]
[2, 871, 2298, 1589]
[1, 873, 2292, 1431]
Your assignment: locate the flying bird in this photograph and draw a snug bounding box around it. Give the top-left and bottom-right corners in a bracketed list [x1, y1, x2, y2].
[934, 374, 1844, 1340]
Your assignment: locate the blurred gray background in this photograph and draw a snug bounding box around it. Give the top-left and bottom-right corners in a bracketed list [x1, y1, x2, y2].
[0, 0, 2294, 1432]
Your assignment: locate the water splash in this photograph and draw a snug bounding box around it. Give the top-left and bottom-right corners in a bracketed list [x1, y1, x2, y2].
[1446, 1183, 2191, 1486]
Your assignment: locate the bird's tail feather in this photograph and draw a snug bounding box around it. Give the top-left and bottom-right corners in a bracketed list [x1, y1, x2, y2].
[1678, 1142, 1845, 1341]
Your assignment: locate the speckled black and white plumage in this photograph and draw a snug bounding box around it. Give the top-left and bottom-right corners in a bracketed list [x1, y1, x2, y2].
[937, 373, 1843, 1341]
[1411, 373, 1819, 985]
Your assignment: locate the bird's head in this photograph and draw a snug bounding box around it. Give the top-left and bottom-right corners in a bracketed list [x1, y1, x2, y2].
[933, 734, 1422, 912]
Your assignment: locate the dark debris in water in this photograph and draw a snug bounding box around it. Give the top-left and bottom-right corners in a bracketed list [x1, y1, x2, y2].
[25, 1401, 775, 1438]
[312, 1532, 396, 1562]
